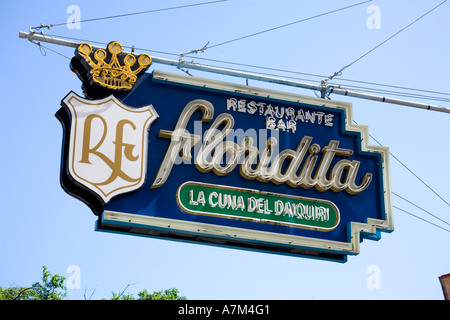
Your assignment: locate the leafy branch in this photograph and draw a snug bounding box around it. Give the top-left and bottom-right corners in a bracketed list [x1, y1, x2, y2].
[0, 266, 186, 300]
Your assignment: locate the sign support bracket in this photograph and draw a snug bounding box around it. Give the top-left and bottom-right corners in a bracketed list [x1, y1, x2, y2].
[18, 30, 450, 114]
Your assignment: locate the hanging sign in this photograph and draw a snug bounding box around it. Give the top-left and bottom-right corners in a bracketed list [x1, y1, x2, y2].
[57, 41, 393, 262]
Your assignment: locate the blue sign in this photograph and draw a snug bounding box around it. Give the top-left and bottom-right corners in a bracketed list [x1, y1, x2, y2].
[57, 68, 393, 262]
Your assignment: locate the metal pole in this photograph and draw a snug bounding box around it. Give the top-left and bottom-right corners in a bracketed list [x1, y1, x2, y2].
[329, 87, 449, 113]
[19, 31, 450, 114]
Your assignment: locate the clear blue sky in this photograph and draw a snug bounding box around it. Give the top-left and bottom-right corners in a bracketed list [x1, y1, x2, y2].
[1, 0, 449, 300]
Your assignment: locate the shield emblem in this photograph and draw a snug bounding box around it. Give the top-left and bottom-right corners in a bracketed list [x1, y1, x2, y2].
[61, 91, 158, 204]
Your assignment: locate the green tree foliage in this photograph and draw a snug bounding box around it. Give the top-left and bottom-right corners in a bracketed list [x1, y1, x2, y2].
[0, 266, 66, 300]
[110, 288, 186, 300]
[0, 266, 186, 300]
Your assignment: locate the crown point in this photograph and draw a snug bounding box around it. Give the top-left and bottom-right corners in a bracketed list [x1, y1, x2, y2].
[78, 43, 92, 56]
[94, 49, 107, 61]
[124, 54, 136, 66]
[139, 54, 152, 66]
[108, 42, 123, 55]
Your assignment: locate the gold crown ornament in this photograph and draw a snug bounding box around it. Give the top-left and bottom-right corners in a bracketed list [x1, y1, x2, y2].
[70, 41, 152, 98]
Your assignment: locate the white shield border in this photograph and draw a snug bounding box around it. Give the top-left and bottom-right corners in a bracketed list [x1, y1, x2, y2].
[62, 91, 158, 204]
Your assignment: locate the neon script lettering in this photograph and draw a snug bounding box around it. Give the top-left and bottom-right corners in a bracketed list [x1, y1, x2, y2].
[152, 99, 372, 194]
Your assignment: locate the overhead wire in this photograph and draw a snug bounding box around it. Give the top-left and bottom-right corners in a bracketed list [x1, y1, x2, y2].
[168, 52, 450, 99]
[43, 32, 450, 104]
[177, 56, 450, 103]
[353, 119, 450, 234]
[393, 192, 450, 227]
[361, 122, 450, 208]
[328, 82, 450, 103]
[326, 0, 448, 80]
[179, 55, 450, 102]
[394, 206, 450, 234]
[32, 0, 228, 30]
[32, 0, 450, 102]
[28, 39, 71, 60]
[205, 0, 372, 50]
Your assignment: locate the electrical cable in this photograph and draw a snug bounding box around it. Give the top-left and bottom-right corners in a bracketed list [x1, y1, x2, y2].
[29, 40, 71, 60]
[328, 0, 448, 79]
[205, 0, 372, 50]
[366, 127, 450, 208]
[328, 83, 450, 103]
[173, 55, 450, 103]
[178, 55, 450, 101]
[174, 54, 450, 99]
[350, 124, 450, 234]
[42, 33, 450, 103]
[32, 0, 228, 30]
[394, 205, 450, 234]
[393, 192, 450, 226]
[353, 120, 450, 208]
[31, 0, 450, 102]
